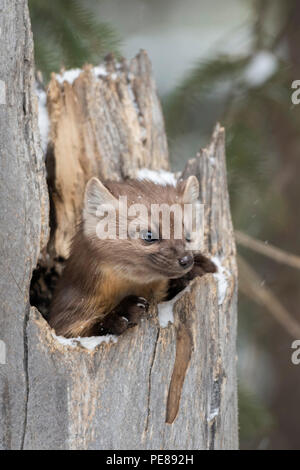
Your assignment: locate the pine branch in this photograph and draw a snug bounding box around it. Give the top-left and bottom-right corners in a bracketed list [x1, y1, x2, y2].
[29, 0, 120, 80]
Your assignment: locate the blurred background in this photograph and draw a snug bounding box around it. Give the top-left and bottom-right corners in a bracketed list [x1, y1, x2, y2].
[29, 0, 300, 449]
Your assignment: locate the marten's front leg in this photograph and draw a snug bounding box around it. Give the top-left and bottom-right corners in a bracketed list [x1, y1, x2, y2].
[98, 295, 149, 335]
[167, 253, 217, 300]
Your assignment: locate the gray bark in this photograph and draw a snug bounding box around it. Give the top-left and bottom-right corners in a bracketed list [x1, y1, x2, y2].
[0, 0, 238, 450]
[0, 0, 49, 450]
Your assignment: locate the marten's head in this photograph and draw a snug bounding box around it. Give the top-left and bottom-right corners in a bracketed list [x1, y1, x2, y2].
[83, 175, 202, 283]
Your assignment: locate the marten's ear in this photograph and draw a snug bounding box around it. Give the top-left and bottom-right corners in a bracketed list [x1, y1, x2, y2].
[182, 176, 199, 204]
[84, 177, 118, 216]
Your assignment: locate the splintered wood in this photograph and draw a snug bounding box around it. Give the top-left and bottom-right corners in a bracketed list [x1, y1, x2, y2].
[47, 52, 169, 258]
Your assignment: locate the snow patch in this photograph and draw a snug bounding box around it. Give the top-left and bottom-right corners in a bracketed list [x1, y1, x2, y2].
[158, 285, 191, 328]
[55, 64, 113, 84]
[36, 85, 50, 154]
[211, 256, 230, 306]
[137, 168, 177, 187]
[208, 407, 219, 422]
[93, 65, 108, 78]
[243, 51, 277, 87]
[52, 333, 118, 350]
[158, 302, 174, 328]
[56, 68, 82, 85]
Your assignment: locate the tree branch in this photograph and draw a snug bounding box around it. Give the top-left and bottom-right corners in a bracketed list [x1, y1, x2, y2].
[238, 254, 300, 338]
[235, 230, 300, 270]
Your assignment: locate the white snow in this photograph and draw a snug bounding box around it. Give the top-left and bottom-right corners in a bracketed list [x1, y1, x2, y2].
[208, 407, 219, 422]
[158, 285, 191, 328]
[137, 168, 177, 187]
[55, 68, 82, 85]
[55, 63, 122, 84]
[211, 256, 230, 306]
[36, 85, 50, 154]
[243, 51, 277, 87]
[158, 301, 174, 328]
[93, 65, 108, 78]
[52, 333, 118, 350]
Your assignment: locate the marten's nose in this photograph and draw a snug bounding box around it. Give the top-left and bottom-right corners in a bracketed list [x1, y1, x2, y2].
[178, 254, 193, 268]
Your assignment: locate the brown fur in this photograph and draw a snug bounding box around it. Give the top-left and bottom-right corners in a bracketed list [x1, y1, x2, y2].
[48, 177, 216, 337]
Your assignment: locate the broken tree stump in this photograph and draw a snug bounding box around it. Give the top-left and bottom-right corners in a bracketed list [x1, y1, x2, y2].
[0, 0, 238, 450]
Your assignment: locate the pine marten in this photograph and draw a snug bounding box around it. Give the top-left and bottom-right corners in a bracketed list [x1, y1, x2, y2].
[48, 175, 216, 337]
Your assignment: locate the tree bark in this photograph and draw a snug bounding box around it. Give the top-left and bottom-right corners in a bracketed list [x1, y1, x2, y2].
[0, 1, 238, 450]
[0, 0, 49, 450]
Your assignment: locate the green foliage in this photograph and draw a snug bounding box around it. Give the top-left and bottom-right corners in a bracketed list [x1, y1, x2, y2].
[29, 0, 120, 81]
[164, 56, 249, 138]
[163, 52, 295, 237]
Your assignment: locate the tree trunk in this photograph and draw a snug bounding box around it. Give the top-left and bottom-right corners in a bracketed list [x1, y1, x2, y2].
[0, 0, 49, 450]
[0, 1, 238, 450]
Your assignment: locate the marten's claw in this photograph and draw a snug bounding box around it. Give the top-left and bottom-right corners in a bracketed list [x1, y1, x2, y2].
[100, 295, 149, 335]
[117, 295, 149, 326]
[136, 297, 150, 311]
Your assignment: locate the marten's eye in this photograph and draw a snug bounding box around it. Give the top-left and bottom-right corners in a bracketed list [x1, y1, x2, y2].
[141, 230, 159, 243]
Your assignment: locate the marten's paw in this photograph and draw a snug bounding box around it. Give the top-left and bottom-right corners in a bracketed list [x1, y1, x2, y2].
[183, 254, 217, 281]
[193, 253, 217, 274]
[100, 295, 149, 335]
[167, 254, 217, 300]
[183, 254, 216, 280]
[116, 295, 149, 326]
[99, 312, 129, 335]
